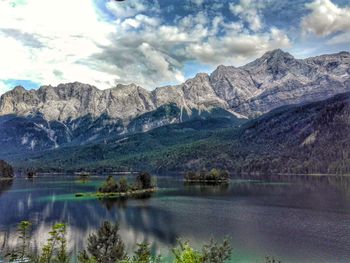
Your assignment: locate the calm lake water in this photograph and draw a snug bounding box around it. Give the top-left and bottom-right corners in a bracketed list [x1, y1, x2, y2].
[1, 174, 350, 262]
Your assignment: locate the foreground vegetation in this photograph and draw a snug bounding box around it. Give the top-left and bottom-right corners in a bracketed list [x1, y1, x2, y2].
[184, 169, 229, 183]
[0, 221, 240, 263]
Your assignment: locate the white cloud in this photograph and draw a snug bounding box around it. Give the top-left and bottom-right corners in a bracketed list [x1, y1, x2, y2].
[327, 31, 350, 45]
[191, 0, 204, 6]
[105, 0, 149, 19]
[121, 14, 161, 30]
[93, 7, 290, 85]
[302, 0, 350, 37]
[139, 43, 186, 83]
[229, 0, 266, 32]
[0, 0, 117, 90]
[187, 27, 291, 65]
[0, 0, 292, 94]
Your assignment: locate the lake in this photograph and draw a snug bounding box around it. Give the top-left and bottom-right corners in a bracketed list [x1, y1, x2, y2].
[1, 174, 350, 262]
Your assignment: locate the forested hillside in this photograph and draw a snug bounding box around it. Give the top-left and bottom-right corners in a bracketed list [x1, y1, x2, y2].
[5, 92, 350, 175]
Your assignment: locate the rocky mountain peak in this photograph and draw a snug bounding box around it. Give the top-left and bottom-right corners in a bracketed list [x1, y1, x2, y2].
[339, 51, 350, 56]
[115, 83, 138, 90]
[212, 65, 238, 76]
[265, 48, 293, 58]
[12, 86, 26, 93]
[192, 73, 210, 82]
[1, 49, 350, 123]
[244, 49, 295, 70]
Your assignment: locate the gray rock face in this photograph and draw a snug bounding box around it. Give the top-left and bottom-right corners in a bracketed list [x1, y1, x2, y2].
[1, 49, 350, 152]
[2, 49, 349, 120]
[235, 49, 350, 116]
[210, 65, 257, 108]
[0, 82, 155, 121]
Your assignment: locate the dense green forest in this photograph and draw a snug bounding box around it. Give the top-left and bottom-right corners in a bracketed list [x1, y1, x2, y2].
[5, 92, 350, 175]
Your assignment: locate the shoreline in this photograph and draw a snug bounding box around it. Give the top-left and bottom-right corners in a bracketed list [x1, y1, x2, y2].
[75, 188, 158, 199]
[7, 172, 350, 179]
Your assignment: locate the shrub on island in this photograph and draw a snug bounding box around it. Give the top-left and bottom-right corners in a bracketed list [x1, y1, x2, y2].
[184, 168, 229, 182]
[99, 176, 119, 193]
[135, 171, 152, 189]
[119, 176, 129, 192]
[98, 172, 156, 195]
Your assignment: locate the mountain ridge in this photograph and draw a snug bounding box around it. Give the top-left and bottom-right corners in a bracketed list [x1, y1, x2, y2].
[1, 49, 350, 154]
[2, 49, 349, 120]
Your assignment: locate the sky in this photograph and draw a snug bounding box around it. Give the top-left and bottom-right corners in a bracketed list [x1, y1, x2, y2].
[0, 0, 350, 95]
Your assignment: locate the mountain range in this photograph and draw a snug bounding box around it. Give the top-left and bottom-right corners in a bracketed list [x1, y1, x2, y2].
[1, 49, 350, 173]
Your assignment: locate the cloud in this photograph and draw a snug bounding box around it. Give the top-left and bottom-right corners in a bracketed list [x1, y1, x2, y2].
[229, 0, 266, 32]
[190, 0, 204, 6]
[301, 0, 350, 37]
[106, 0, 146, 18]
[0, 0, 292, 93]
[90, 6, 290, 87]
[187, 27, 291, 65]
[327, 31, 350, 45]
[0, 28, 44, 48]
[0, 0, 116, 91]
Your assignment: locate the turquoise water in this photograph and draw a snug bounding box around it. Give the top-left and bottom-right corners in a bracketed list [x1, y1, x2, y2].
[1, 175, 350, 262]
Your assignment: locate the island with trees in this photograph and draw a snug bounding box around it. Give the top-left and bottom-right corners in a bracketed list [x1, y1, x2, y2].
[75, 171, 157, 199]
[184, 169, 230, 183]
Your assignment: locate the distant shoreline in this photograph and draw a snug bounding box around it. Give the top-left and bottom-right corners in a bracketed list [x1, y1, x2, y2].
[6, 171, 350, 178]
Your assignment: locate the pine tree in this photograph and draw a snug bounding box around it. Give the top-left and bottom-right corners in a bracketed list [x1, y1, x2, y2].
[79, 221, 127, 263]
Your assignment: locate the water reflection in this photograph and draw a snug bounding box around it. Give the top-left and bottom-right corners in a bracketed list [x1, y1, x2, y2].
[184, 182, 229, 194]
[0, 177, 177, 257]
[99, 197, 128, 210]
[0, 179, 13, 197]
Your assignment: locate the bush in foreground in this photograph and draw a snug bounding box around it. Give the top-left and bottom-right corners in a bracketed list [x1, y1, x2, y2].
[1, 221, 240, 263]
[79, 221, 127, 263]
[1, 220, 283, 263]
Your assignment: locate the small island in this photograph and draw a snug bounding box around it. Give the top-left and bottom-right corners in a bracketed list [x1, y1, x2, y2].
[184, 168, 230, 183]
[75, 172, 157, 199]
